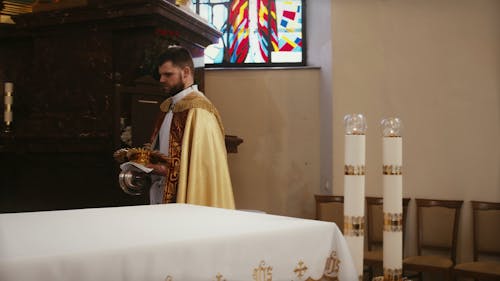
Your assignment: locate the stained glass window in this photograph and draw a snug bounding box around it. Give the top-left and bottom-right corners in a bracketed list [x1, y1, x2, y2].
[191, 0, 305, 66]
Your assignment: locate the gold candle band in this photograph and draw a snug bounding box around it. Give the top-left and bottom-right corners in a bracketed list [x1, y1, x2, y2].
[346, 132, 365, 136]
[344, 216, 365, 236]
[383, 268, 403, 281]
[383, 213, 403, 232]
[4, 95, 13, 105]
[344, 165, 365, 175]
[383, 165, 402, 175]
[4, 111, 12, 123]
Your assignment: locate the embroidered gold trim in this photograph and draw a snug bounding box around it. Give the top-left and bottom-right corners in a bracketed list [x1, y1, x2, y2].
[383, 213, 403, 232]
[294, 260, 308, 278]
[383, 165, 402, 175]
[346, 131, 365, 136]
[344, 216, 365, 236]
[161, 109, 188, 203]
[344, 165, 366, 175]
[163, 252, 345, 281]
[323, 251, 340, 279]
[253, 260, 273, 281]
[215, 273, 226, 281]
[160, 92, 225, 134]
[384, 268, 403, 281]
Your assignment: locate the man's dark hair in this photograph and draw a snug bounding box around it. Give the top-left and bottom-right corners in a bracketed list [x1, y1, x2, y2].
[157, 45, 195, 75]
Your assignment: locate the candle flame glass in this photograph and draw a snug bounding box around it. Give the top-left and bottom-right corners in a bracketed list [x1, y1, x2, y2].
[344, 114, 367, 135]
[381, 117, 402, 137]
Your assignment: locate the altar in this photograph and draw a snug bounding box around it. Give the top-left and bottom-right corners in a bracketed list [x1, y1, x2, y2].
[0, 204, 357, 281]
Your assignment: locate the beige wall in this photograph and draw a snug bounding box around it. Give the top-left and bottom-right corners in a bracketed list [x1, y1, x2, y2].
[331, 0, 500, 262]
[206, 69, 321, 218]
[205, 0, 499, 265]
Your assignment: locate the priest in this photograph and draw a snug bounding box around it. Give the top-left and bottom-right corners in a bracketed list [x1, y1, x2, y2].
[146, 45, 235, 209]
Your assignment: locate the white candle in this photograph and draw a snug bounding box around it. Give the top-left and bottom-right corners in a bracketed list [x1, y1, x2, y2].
[4, 82, 13, 93]
[381, 118, 403, 281]
[343, 114, 366, 280]
[4, 82, 14, 126]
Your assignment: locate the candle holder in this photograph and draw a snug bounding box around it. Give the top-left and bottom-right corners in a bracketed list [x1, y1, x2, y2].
[344, 113, 367, 135]
[381, 117, 402, 138]
[3, 82, 14, 134]
[343, 113, 367, 280]
[381, 117, 403, 281]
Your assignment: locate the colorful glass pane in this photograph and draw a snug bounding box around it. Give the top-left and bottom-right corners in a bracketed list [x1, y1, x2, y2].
[192, 0, 303, 65]
[273, 0, 302, 63]
[228, 0, 250, 63]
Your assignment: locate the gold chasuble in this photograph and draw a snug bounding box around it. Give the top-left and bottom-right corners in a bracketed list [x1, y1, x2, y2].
[151, 92, 235, 209]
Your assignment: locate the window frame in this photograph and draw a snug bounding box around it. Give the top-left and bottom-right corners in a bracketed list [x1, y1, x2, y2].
[192, 0, 307, 68]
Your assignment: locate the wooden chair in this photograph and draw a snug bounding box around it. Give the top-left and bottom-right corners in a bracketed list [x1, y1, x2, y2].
[314, 195, 344, 232]
[453, 201, 500, 280]
[403, 198, 463, 281]
[364, 197, 411, 280]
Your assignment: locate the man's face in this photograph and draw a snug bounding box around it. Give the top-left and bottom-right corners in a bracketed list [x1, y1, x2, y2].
[158, 61, 185, 96]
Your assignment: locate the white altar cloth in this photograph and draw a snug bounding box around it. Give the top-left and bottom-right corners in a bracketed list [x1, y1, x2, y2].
[0, 204, 357, 281]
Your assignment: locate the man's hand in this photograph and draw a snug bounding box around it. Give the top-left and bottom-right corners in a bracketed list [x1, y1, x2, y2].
[145, 163, 168, 176]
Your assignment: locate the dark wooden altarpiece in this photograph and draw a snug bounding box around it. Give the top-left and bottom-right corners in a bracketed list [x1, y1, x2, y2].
[0, 0, 242, 213]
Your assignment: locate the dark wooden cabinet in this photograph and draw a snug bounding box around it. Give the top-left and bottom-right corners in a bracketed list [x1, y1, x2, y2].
[0, 0, 222, 213]
[115, 76, 167, 148]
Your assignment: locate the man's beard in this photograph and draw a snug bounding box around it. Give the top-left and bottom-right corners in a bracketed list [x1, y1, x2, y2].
[165, 81, 185, 97]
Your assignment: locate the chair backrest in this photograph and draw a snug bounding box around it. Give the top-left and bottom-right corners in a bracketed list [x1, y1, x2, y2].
[314, 195, 344, 233]
[471, 201, 500, 261]
[415, 198, 463, 264]
[366, 197, 384, 250]
[365, 197, 411, 252]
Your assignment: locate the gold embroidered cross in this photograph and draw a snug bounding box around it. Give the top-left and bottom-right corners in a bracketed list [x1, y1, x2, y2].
[294, 260, 308, 278]
[215, 272, 226, 281]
